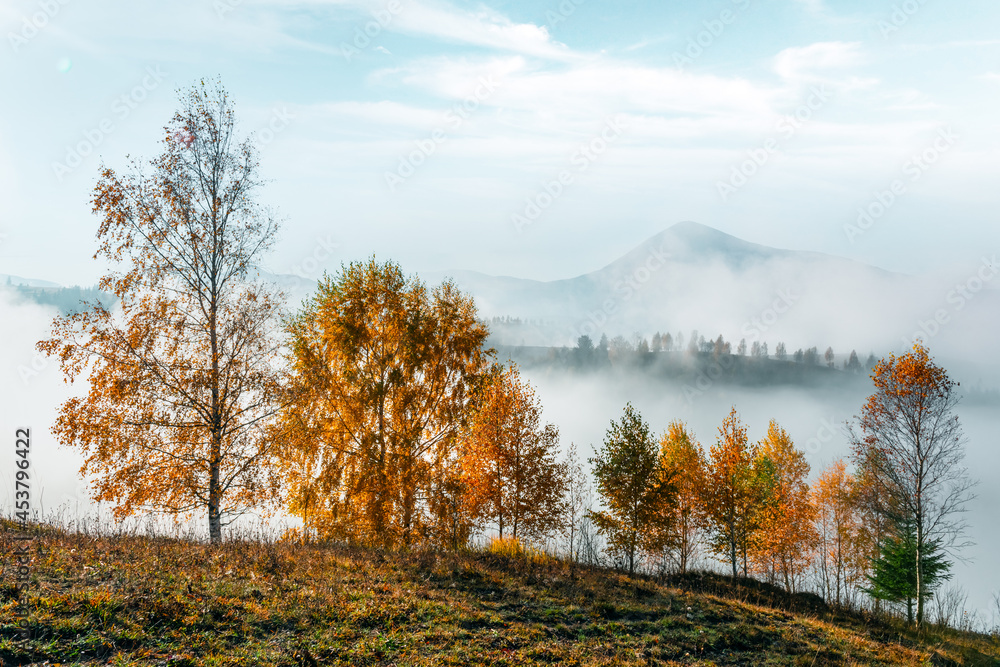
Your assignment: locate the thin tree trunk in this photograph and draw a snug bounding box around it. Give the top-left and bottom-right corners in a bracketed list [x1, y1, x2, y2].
[915, 523, 924, 629]
[208, 270, 223, 544]
[496, 448, 504, 540]
[569, 519, 576, 563]
[375, 394, 387, 547]
[729, 516, 738, 578]
[208, 454, 222, 543]
[629, 529, 636, 576]
[402, 460, 414, 549]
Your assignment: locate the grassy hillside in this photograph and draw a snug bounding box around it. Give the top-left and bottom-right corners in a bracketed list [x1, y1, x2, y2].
[1, 521, 998, 666]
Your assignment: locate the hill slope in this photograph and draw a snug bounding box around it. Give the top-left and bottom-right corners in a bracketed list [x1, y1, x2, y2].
[2, 522, 997, 666]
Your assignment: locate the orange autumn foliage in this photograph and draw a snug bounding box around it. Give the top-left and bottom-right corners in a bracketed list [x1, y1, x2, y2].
[280, 259, 491, 550]
[750, 421, 816, 592]
[702, 408, 762, 578]
[461, 364, 567, 542]
[38, 81, 284, 543]
[849, 343, 973, 627]
[656, 421, 707, 574]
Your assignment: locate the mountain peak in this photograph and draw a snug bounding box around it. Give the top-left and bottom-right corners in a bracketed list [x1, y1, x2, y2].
[605, 221, 783, 274]
[666, 220, 726, 238]
[663, 221, 773, 256]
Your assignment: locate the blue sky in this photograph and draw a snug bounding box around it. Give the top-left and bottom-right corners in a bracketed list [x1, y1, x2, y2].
[1, 0, 998, 285]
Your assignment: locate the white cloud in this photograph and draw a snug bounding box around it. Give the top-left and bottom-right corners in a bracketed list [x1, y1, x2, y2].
[271, 0, 571, 59]
[392, 2, 566, 59]
[296, 100, 445, 129]
[773, 41, 864, 83]
[879, 88, 943, 112]
[383, 56, 778, 122]
[276, 37, 959, 190]
[623, 34, 674, 52]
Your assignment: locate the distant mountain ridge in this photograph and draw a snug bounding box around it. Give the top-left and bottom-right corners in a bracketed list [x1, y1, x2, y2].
[0, 273, 62, 288]
[5, 222, 997, 372]
[428, 222, 913, 350]
[429, 223, 998, 380]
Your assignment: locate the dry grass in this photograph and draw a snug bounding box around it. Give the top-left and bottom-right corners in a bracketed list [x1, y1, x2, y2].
[1, 520, 998, 666]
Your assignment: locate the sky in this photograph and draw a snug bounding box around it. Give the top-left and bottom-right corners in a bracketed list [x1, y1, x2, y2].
[0, 0, 999, 287]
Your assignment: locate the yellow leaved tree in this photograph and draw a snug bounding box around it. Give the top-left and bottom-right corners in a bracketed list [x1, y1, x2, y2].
[280, 259, 491, 550]
[701, 408, 764, 578]
[462, 363, 567, 544]
[750, 421, 816, 592]
[655, 421, 706, 574]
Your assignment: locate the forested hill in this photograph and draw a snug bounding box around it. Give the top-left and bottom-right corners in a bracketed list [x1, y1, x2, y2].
[496, 344, 1000, 404]
[2, 283, 116, 314]
[496, 345, 872, 390]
